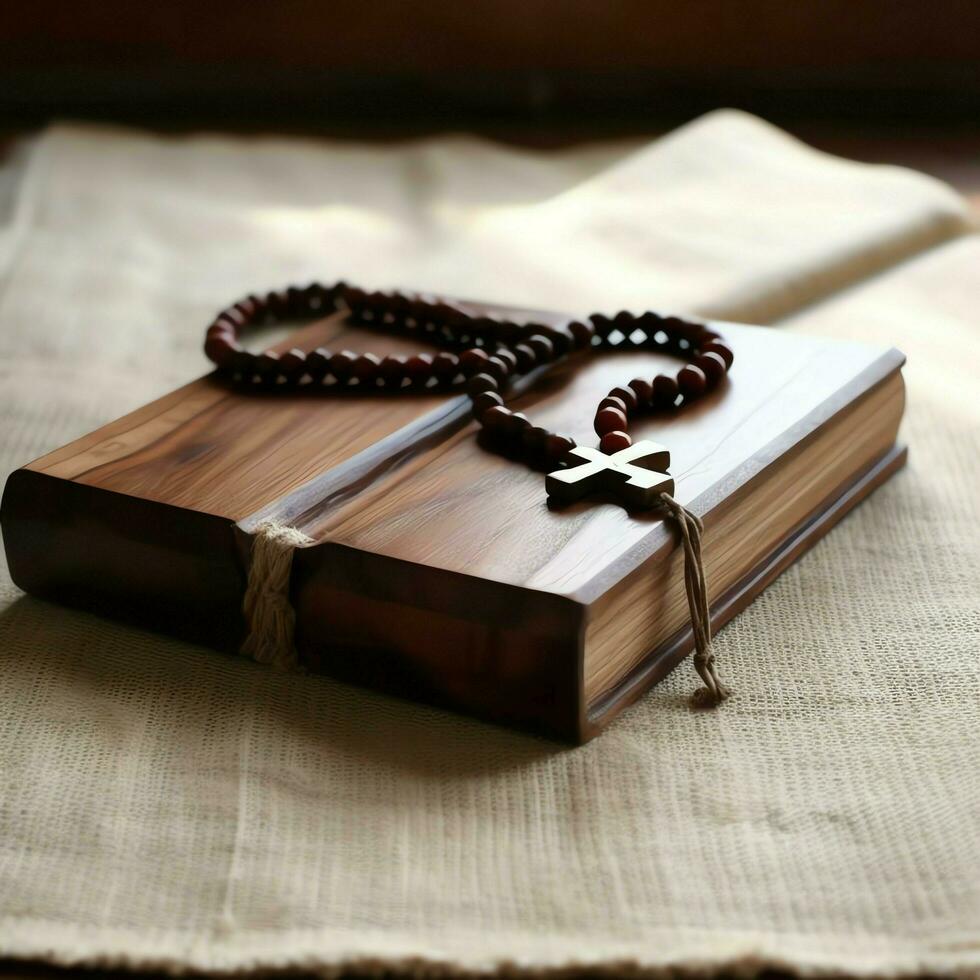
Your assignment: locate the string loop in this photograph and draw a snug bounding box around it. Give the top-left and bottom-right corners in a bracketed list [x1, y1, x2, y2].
[658, 493, 732, 709]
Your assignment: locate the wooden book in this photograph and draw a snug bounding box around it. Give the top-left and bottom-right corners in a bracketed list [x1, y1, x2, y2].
[0, 300, 906, 743]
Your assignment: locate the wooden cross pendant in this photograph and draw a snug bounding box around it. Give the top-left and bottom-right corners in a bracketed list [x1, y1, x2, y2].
[545, 441, 675, 509]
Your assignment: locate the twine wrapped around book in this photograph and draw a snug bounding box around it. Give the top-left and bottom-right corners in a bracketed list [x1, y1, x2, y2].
[239, 503, 730, 706]
[658, 493, 731, 709]
[240, 520, 314, 671]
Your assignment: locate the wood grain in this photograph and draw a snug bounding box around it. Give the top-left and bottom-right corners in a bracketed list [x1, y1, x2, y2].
[1, 304, 907, 741]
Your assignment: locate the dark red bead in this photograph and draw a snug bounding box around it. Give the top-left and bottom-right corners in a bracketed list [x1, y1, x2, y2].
[608, 385, 639, 413]
[352, 352, 381, 382]
[480, 405, 511, 431]
[341, 285, 366, 309]
[598, 395, 628, 415]
[379, 355, 408, 384]
[278, 348, 307, 381]
[482, 355, 511, 383]
[590, 313, 613, 337]
[694, 351, 727, 386]
[405, 353, 434, 381]
[329, 350, 356, 381]
[652, 374, 680, 409]
[471, 390, 504, 419]
[600, 431, 632, 454]
[513, 343, 537, 372]
[467, 372, 499, 396]
[568, 320, 594, 348]
[521, 425, 550, 457]
[540, 325, 572, 355]
[494, 348, 518, 372]
[678, 364, 707, 398]
[459, 348, 490, 374]
[494, 320, 521, 345]
[234, 297, 259, 321]
[527, 335, 555, 363]
[628, 377, 653, 407]
[254, 351, 281, 378]
[265, 290, 288, 320]
[432, 352, 460, 379]
[505, 412, 531, 437]
[595, 406, 628, 436]
[229, 350, 256, 376]
[215, 312, 244, 335]
[703, 340, 733, 369]
[204, 333, 236, 367]
[306, 348, 332, 381]
[545, 434, 576, 464]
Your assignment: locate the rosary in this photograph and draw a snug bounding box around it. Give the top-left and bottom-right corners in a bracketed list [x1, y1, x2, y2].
[204, 281, 733, 707]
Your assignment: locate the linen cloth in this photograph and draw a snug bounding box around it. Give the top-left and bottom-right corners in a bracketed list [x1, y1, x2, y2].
[0, 110, 977, 977]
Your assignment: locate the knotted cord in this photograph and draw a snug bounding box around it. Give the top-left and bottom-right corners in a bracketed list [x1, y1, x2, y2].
[658, 493, 732, 708]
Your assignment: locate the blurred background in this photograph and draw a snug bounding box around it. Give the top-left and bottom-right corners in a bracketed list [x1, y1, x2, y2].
[2, 1, 979, 140]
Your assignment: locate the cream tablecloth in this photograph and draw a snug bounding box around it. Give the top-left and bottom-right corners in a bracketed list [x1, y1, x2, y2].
[0, 111, 977, 977]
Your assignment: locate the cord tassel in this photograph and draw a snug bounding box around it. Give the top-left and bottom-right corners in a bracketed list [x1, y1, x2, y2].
[658, 493, 731, 708]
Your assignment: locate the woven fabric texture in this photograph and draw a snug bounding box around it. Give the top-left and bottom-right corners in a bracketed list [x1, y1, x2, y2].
[0, 110, 977, 978]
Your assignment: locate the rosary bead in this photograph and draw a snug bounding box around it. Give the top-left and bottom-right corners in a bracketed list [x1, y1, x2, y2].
[540, 325, 572, 356]
[405, 353, 435, 383]
[598, 395, 629, 415]
[483, 355, 511, 382]
[432, 351, 460, 380]
[255, 351, 281, 379]
[306, 347, 333, 381]
[352, 352, 382, 383]
[459, 348, 490, 374]
[513, 343, 537, 372]
[495, 320, 522, 345]
[652, 373, 680, 409]
[207, 319, 235, 338]
[480, 405, 512, 432]
[204, 332, 237, 367]
[467, 372, 499, 396]
[302, 282, 328, 313]
[628, 377, 653, 407]
[600, 430, 632, 454]
[379, 354, 408, 384]
[674, 319, 707, 342]
[589, 313, 613, 338]
[694, 351, 727, 386]
[471, 390, 504, 419]
[568, 320, 594, 348]
[278, 348, 308, 381]
[545, 434, 576, 464]
[608, 385, 639, 413]
[286, 286, 308, 318]
[505, 411, 532, 437]
[468, 317, 496, 343]
[521, 425, 550, 457]
[702, 340, 734, 369]
[595, 406, 628, 435]
[527, 335, 555, 363]
[494, 348, 518, 372]
[677, 364, 707, 398]
[217, 308, 246, 330]
[234, 297, 259, 321]
[329, 350, 357, 382]
[341, 285, 366, 310]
